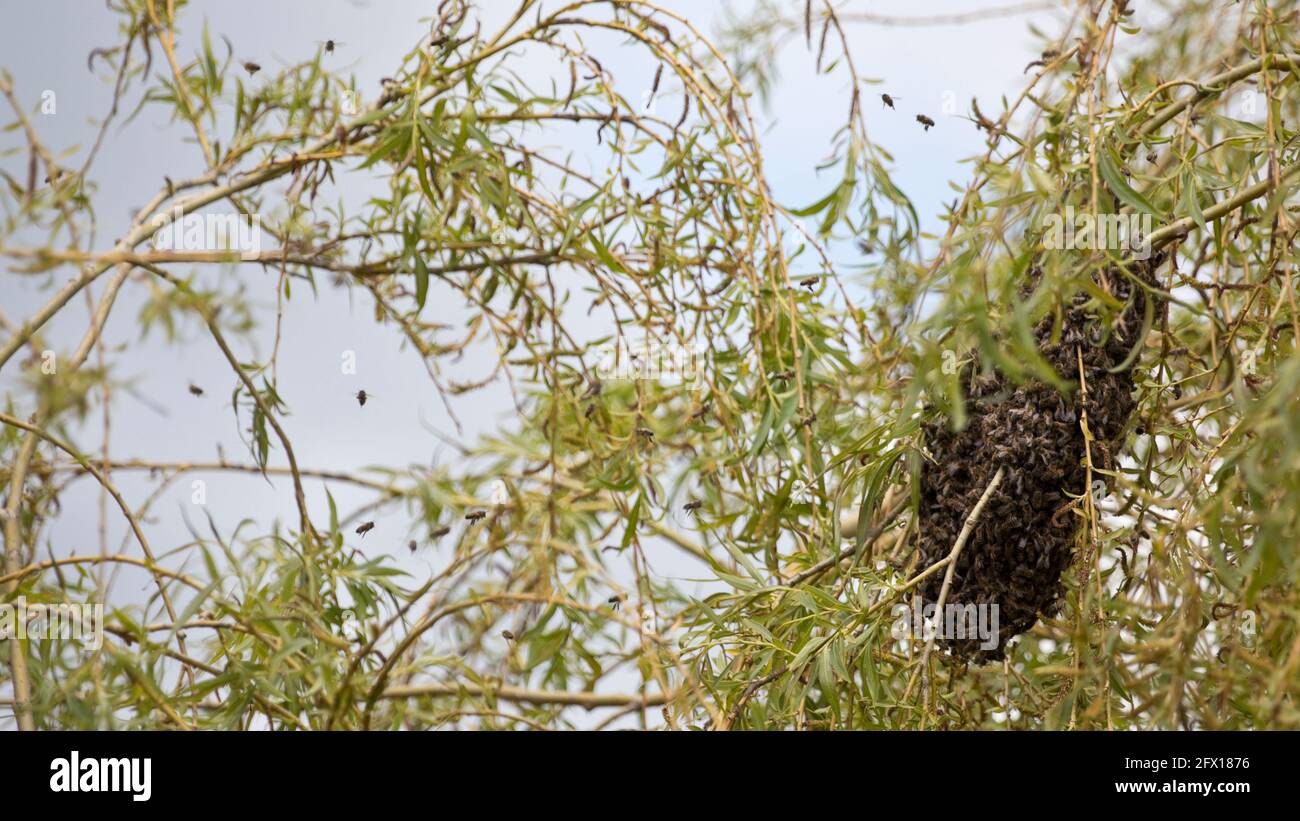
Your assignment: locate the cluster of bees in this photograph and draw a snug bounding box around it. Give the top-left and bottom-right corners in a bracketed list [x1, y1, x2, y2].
[915, 253, 1165, 660]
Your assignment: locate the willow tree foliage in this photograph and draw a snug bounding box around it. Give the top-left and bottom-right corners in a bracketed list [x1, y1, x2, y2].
[1, 0, 1298, 729]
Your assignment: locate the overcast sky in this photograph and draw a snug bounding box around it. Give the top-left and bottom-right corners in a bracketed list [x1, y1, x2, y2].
[0, 0, 1090, 725]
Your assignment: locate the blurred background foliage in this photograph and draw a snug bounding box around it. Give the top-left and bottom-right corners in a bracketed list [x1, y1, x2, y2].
[2, 0, 1299, 729]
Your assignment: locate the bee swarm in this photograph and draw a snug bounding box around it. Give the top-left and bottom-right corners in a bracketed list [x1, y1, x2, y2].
[916, 254, 1164, 661]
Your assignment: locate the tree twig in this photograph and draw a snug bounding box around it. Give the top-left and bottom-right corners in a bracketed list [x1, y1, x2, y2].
[916, 466, 1005, 711]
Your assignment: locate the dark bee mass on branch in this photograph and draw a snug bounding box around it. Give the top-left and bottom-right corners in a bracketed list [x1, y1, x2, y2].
[917, 252, 1166, 661]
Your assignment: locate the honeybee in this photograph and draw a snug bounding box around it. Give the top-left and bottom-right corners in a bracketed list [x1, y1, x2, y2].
[881, 93, 899, 109]
[319, 39, 343, 54]
[431, 526, 451, 538]
[355, 521, 375, 537]
[465, 511, 486, 523]
[608, 594, 625, 610]
[501, 630, 515, 641]
[916, 114, 935, 131]
[355, 390, 368, 406]
[682, 500, 702, 516]
[241, 61, 261, 76]
[188, 383, 204, 396]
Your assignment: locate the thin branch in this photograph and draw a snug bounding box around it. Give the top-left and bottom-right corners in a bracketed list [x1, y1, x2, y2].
[380, 682, 673, 710]
[917, 466, 1005, 710]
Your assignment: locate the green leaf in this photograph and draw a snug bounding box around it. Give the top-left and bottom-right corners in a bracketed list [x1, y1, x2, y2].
[1098, 143, 1162, 219]
[746, 401, 775, 459]
[589, 233, 626, 274]
[414, 255, 429, 309]
[620, 492, 643, 549]
[1180, 170, 1209, 235]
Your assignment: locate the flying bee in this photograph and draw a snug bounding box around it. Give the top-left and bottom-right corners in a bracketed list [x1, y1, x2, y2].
[431, 526, 451, 538]
[916, 114, 935, 131]
[799, 276, 818, 291]
[608, 594, 625, 611]
[355, 390, 369, 406]
[355, 521, 375, 537]
[188, 383, 204, 396]
[671, 497, 706, 528]
[319, 39, 344, 54]
[241, 61, 261, 76]
[636, 427, 655, 440]
[881, 93, 899, 109]
[1146, 150, 1158, 164]
[465, 510, 486, 523]
[501, 629, 515, 641]
[690, 402, 711, 421]
[771, 370, 794, 384]
[856, 238, 873, 254]
[407, 539, 418, 553]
